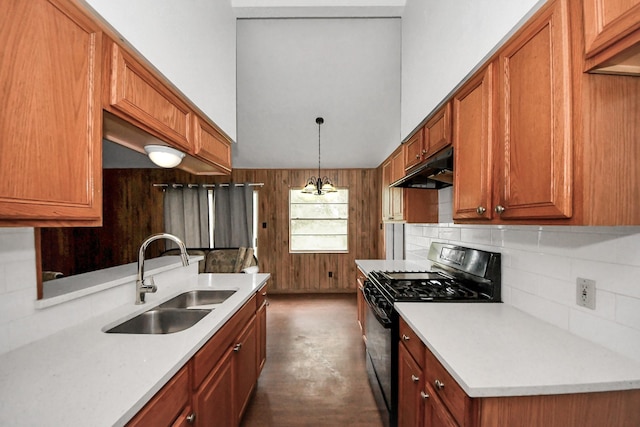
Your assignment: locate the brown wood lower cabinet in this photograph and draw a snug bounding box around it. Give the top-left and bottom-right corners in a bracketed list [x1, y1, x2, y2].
[193, 347, 234, 427]
[128, 287, 267, 427]
[256, 284, 268, 375]
[127, 365, 192, 427]
[397, 318, 640, 427]
[356, 268, 366, 343]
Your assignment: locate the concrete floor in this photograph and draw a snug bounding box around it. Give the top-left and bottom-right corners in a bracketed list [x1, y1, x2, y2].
[241, 294, 384, 427]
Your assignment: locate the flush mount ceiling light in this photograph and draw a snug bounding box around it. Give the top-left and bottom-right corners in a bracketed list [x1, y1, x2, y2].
[144, 145, 185, 168]
[302, 117, 337, 195]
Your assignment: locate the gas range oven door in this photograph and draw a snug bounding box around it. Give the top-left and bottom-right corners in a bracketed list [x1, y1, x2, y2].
[364, 293, 396, 427]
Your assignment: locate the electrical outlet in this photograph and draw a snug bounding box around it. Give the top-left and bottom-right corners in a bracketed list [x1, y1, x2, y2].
[328, 271, 333, 278]
[576, 278, 596, 310]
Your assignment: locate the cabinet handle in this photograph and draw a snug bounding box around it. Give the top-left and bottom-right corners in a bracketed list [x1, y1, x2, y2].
[233, 343, 242, 352]
[476, 206, 486, 215]
[434, 379, 445, 390]
[495, 205, 505, 214]
[186, 412, 196, 424]
[402, 334, 410, 341]
[411, 375, 419, 383]
[420, 391, 430, 399]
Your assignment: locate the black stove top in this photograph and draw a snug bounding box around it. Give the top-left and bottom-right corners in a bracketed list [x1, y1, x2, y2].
[368, 271, 488, 302]
[365, 243, 502, 306]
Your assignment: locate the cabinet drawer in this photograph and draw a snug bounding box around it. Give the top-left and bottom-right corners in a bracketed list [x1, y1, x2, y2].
[257, 283, 268, 308]
[192, 294, 257, 388]
[425, 347, 471, 426]
[127, 365, 189, 426]
[399, 317, 425, 368]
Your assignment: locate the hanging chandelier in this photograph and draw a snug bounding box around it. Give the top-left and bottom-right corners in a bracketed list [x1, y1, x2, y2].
[302, 117, 337, 195]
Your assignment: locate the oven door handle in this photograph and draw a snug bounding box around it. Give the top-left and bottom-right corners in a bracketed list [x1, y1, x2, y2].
[364, 296, 392, 328]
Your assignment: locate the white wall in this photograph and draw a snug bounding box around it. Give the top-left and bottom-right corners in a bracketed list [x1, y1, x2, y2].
[405, 189, 640, 363]
[236, 18, 401, 169]
[400, 0, 543, 139]
[86, 0, 237, 140]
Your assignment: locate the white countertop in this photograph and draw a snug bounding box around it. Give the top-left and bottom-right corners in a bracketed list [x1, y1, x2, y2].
[396, 302, 640, 398]
[0, 273, 270, 427]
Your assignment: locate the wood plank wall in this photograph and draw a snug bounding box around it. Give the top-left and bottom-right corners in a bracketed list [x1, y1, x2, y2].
[41, 167, 383, 293]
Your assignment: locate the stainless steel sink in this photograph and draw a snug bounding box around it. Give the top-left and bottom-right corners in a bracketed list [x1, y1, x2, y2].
[105, 308, 210, 334]
[158, 290, 237, 309]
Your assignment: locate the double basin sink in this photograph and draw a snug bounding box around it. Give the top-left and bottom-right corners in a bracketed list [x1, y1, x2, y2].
[105, 290, 236, 335]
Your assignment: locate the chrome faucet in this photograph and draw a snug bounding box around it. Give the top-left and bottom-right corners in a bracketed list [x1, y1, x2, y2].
[136, 233, 190, 304]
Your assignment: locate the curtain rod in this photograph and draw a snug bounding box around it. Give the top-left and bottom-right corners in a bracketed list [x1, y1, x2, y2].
[153, 183, 264, 188]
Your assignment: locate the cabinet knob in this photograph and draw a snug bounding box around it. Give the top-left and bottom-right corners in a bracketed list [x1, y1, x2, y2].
[420, 391, 430, 399]
[233, 343, 242, 352]
[415, 154, 420, 159]
[421, 149, 427, 155]
[434, 379, 445, 390]
[411, 375, 419, 383]
[402, 334, 410, 341]
[186, 413, 196, 424]
[495, 205, 505, 214]
[476, 206, 486, 215]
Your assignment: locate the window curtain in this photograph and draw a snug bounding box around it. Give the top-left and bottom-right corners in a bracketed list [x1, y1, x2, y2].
[214, 183, 253, 248]
[163, 185, 210, 249]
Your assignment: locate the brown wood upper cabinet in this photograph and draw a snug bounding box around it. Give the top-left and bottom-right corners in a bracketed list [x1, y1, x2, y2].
[106, 40, 194, 154]
[0, 0, 103, 226]
[424, 102, 452, 158]
[404, 104, 452, 172]
[404, 128, 425, 171]
[583, 0, 640, 74]
[453, 64, 494, 221]
[192, 116, 232, 174]
[454, 0, 573, 223]
[381, 150, 438, 224]
[495, 0, 573, 221]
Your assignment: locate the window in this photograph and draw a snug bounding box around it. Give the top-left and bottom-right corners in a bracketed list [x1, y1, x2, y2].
[289, 188, 349, 253]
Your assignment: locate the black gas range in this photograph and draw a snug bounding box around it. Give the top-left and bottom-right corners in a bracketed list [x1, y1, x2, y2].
[363, 242, 501, 427]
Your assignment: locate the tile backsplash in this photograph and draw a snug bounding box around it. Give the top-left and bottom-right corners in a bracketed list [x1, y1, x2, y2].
[405, 188, 640, 362]
[0, 228, 198, 355]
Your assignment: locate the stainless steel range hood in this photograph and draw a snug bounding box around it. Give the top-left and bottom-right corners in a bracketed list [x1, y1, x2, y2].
[390, 146, 453, 189]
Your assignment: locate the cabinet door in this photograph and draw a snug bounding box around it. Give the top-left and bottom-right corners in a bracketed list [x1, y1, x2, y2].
[193, 115, 232, 174]
[404, 129, 425, 171]
[583, 0, 640, 57]
[453, 64, 494, 221]
[398, 343, 424, 427]
[234, 317, 258, 424]
[128, 365, 190, 427]
[108, 42, 193, 153]
[382, 160, 393, 220]
[496, 0, 572, 220]
[257, 299, 267, 376]
[356, 269, 366, 340]
[391, 186, 404, 221]
[423, 386, 459, 427]
[194, 348, 235, 427]
[391, 147, 406, 184]
[424, 103, 452, 157]
[0, 0, 102, 226]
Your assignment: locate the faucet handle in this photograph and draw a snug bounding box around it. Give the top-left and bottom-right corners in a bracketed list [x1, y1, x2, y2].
[144, 276, 157, 293]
